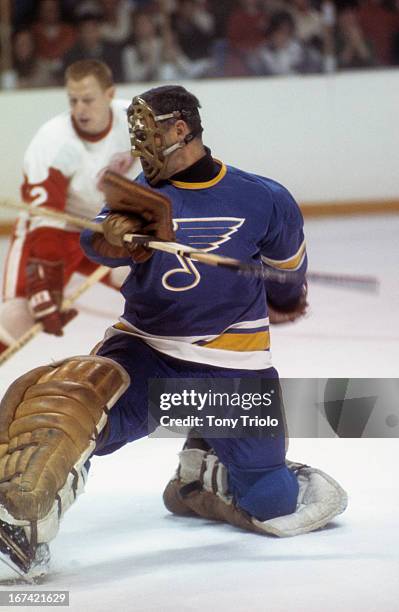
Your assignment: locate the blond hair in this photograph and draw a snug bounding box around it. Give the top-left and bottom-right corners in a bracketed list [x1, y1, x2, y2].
[65, 60, 114, 90]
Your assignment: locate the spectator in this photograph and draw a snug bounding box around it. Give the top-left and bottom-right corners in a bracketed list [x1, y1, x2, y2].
[159, 17, 212, 78]
[171, 0, 215, 61]
[320, 1, 337, 72]
[288, 0, 326, 48]
[12, 1, 37, 28]
[227, 0, 267, 51]
[123, 10, 211, 82]
[335, 7, 374, 69]
[258, 10, 323, 75]
[31, 0, 76, 78]
[207, 0, 235, 39]
[148, 0, 176, 30]
[11, 29, 56, 88]
[99, 0, 132, 44]
[226, 0, 268, 76]
[62, 12, 124, 82]
[391, 0, 399, 64]
[287, 0, 336, 72]
[123, 11, 162, 81]
[356, 0, 399, 65]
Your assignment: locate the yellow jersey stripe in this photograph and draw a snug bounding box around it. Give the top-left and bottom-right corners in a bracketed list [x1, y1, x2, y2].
[262, 240, 306, 271]
[199, 331, 270, 352]
[170, 162, 227, 190]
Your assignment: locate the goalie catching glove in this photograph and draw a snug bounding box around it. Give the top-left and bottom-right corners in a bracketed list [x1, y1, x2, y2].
[92, 170, 175, 263]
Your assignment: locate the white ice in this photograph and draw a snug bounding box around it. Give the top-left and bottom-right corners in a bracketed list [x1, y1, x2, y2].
[0, 215, 398, 611]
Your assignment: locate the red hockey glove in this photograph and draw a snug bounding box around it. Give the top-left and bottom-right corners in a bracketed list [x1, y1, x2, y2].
[268, 284, 308, 325]
[26, 259, 77, 336]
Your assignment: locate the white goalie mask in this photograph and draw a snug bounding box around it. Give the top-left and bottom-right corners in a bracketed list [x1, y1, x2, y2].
[127, 96, 200, 186]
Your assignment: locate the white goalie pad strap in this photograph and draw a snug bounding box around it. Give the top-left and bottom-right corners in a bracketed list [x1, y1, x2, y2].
[201, 453, 229, 497]
[27, 459, 89, 544]
[177, 448, 205, 482]
[0, 447, 91, 544]
[178, 449, 230, 498]
[251, 462, 348, 537]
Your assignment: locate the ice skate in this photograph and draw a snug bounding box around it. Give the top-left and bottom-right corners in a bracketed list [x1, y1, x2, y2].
[0, 520, 50, 582]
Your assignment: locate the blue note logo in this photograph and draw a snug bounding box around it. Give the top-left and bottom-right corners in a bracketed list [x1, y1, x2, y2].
[162, 217, 245, 291]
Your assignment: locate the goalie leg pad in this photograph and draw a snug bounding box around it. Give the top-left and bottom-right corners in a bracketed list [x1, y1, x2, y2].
[0, 355, 130, 542]
[163, 449, 262, 532]
[163, 449, 348, 537]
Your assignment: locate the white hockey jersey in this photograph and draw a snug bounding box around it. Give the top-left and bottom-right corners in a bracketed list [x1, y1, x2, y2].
[21, 99, 135, 229]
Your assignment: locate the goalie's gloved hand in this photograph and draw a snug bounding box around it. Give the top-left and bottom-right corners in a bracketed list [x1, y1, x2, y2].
[102, 212, 153, 263]
[93, 172, 175, 264]
[26, 259, 77, 335]
[268, 284, 308, 325]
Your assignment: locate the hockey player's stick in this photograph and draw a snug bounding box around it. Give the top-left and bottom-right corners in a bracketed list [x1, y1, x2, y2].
[0, 199, 379, 292]
[122, 234, 379, 293]
[0, 265, 109, 366]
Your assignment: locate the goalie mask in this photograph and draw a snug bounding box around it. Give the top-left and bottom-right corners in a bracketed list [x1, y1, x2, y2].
[127, 95, 202, 186]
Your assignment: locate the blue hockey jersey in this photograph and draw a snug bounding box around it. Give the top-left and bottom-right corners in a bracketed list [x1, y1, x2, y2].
[81, 162, 307, 370]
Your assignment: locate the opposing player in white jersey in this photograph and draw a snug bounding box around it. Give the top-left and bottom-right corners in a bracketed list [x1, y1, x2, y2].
[0, 59, 136, 355]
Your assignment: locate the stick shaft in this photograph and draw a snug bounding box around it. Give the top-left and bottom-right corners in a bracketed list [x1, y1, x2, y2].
[0, 198, 379, 291]
[128, 236, 378, 290]
[0, 266, 109, 366]
[0, 198, 101, 233]
[0, 198, 265, 275]
[306, 271, 378, 292]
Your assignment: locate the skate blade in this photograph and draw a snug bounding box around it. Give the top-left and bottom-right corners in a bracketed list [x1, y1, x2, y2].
[0, 549, 35, 584]
[0, 548, 49, 584]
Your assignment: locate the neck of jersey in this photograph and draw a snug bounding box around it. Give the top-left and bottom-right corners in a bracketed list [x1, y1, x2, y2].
[169, 147, 221, 183]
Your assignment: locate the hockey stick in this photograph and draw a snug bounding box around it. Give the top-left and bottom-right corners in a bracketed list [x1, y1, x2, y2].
[122, 234, 379, 293]
[0, 199, 379, 292]
[0, 265, 109, 366]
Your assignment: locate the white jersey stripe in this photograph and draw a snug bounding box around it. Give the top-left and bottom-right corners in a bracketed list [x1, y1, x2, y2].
[106, 325, 273, 370]
[119, 317, 270, 343]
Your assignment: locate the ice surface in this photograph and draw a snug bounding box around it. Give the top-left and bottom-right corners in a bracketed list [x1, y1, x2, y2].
[0, 215, 398, 610]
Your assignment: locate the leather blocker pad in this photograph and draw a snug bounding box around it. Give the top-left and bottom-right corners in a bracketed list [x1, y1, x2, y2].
[102, 171, 175, 242]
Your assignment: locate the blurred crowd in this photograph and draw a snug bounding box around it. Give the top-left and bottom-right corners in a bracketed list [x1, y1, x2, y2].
[3, 0, 399, 89]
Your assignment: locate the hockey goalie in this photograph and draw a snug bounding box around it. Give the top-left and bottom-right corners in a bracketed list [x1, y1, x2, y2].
[0, 84, 347, 579]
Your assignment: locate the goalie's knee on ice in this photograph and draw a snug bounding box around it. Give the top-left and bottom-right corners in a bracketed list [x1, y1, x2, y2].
[164, 448, 347, 536]
[230, 464, 299, 522]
